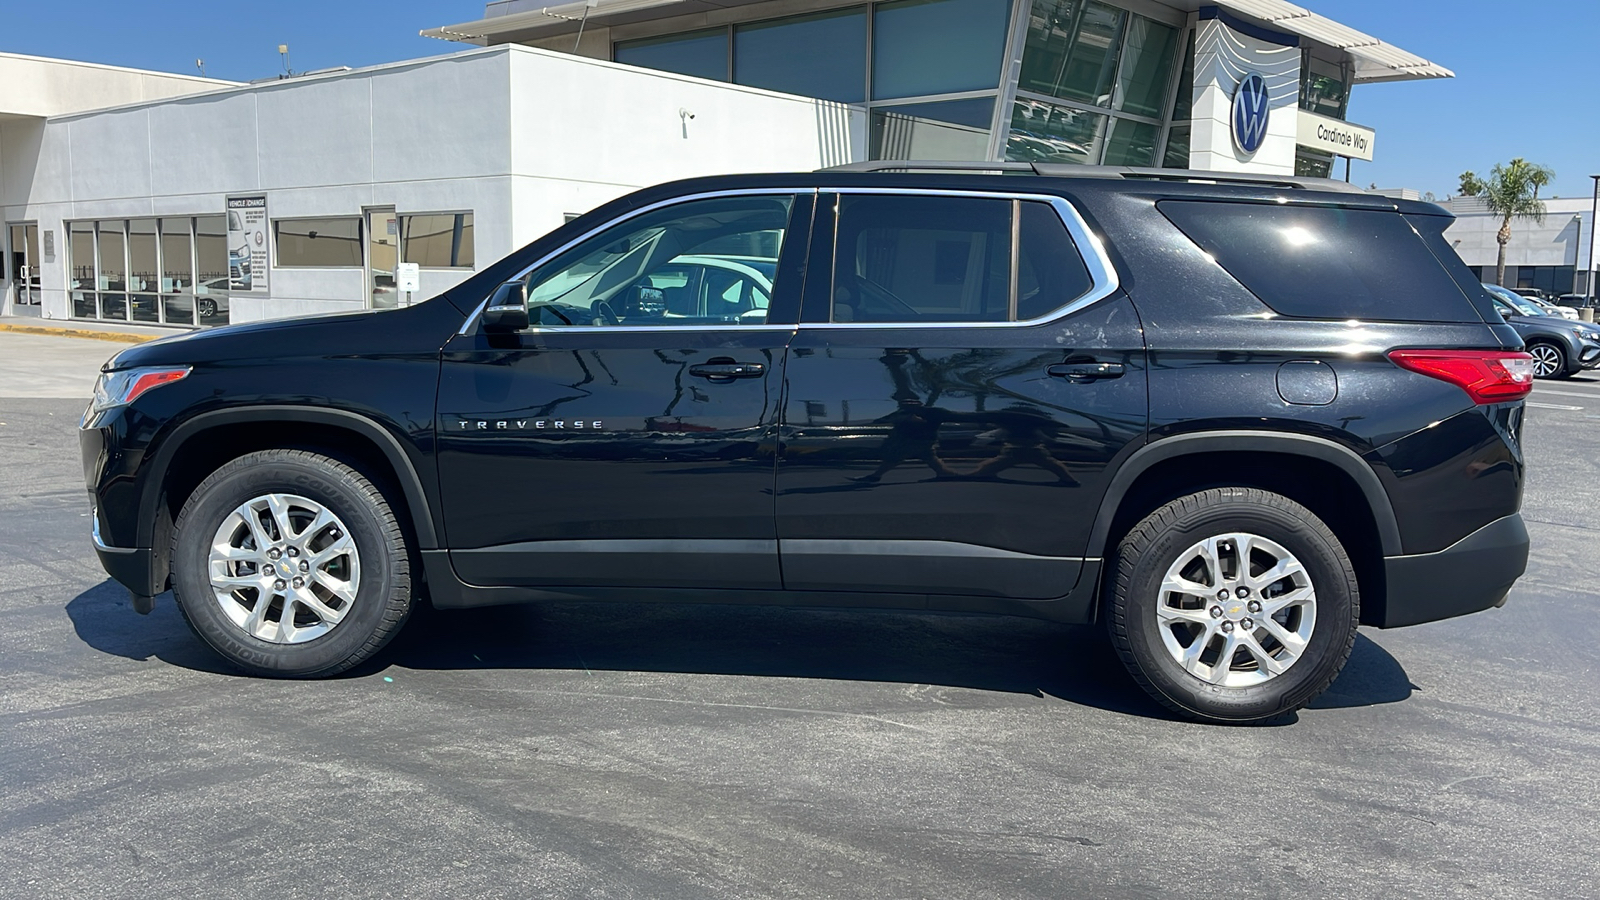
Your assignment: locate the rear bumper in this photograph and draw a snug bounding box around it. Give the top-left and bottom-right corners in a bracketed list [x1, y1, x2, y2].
[1378, 513, 1529, 628]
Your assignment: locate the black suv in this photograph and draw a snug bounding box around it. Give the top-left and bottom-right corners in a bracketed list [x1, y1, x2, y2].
[81, 164, 1534, 724]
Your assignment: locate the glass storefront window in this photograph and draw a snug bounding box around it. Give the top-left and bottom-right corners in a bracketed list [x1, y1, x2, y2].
[1005, 98, 1106, 164]
[1113, 16, 1177, 118]
[872, 97, 994, 160]
[615, 29, 729, 83]
[1295, 148, 1334, 179]
[275, 217, 363, 268]
[97, 222, 127, 321]
[128, 219, 160, 323]
[400, 213, 474, 268]
[161, 217, 196, 326]
[69, 222, 95, 319]
[1019, 0, 1124, 106]
[736, 8, 868, 103]
[195, 215, 230, 326]
[1300, 56, 1348, 119]
[1102, 118, 1157, 166]
[1161, 123, 1190, 169]
[871, 0, 1011, 100]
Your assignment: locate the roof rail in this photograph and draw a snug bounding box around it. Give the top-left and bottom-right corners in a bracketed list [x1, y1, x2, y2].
[817, 160, 1369, 194]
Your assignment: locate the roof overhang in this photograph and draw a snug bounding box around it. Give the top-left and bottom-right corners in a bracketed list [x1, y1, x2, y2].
[422, 0, 708, 44]
[423, 0, 1453, 85]
[1209, 1, 1453, 83]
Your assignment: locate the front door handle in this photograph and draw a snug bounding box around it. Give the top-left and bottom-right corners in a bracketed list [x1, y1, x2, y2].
[690, 360, 765, 381]
[1047, 362, 1125, 383]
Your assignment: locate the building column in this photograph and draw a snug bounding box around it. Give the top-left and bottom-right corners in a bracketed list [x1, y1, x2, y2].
[1187, 8, 1300, 175]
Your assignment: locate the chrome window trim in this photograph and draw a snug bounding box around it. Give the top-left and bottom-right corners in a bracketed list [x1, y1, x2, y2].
[809, 186, 1120, 329]
[456, 185, 1120, 335]
[457, 188, 807, 336]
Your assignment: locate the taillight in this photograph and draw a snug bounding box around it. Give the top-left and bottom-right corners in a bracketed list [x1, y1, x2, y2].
[1387, 349, 1534, 404]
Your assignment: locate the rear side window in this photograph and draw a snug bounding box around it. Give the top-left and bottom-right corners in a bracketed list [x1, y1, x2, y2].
[1159, 201, 1484, 323]
[830, 195, 1097, 324]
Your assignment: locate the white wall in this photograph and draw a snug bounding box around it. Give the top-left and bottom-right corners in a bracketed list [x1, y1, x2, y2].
[1188, 16, 1300, 176]
[506, 45, 865, 243]
[0, 53, 232, 119]
[1442, 196, 1592, 274]
[4, 44, 867, 325]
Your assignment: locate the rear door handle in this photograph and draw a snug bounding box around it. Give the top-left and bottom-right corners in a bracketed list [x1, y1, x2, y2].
[690, 361, 766, 381]
[1047, 362, 1125, 382]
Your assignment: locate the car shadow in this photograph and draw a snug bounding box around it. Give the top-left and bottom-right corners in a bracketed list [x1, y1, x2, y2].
[66, 580, 1414, 721]
[64, 579, 235, 675]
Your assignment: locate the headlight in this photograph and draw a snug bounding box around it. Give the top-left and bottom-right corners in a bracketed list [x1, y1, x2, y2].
[89, 366, 191, 414]
[1575, 327, 1600, 341]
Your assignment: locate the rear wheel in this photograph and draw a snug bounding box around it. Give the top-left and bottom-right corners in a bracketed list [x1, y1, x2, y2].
[1107, 488, 1359, 724]
[1527, 341, 1566, 379]
[170, 449, 412, 677]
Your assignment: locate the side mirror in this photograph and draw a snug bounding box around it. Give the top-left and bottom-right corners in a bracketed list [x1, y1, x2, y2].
[481, 281, 529, 332]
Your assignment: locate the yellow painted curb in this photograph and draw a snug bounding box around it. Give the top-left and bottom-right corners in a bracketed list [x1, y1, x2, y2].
[0, 322, 157, 344]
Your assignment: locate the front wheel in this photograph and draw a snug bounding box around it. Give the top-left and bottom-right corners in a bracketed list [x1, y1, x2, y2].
[1107, 488, 1359, 724]
[1527, 341, 1567, 379]
[170, 449, 413, 677]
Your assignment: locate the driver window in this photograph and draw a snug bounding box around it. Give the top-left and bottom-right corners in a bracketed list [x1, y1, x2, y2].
[522, 195, 793, 327]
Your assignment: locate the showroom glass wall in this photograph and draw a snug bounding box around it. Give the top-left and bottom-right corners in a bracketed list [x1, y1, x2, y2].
[68, 217, 231, 327]
[615, 0, 1015, 160]
[612, 0, 1188, 165]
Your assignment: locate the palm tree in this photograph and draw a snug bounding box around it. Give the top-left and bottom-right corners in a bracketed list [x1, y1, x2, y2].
[1458, 158, 1555, 287]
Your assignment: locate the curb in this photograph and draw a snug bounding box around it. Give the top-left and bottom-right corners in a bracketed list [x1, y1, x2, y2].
[0, 322, 158, 344]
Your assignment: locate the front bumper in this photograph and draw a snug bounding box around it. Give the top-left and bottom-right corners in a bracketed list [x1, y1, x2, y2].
[1578, 340, 1600, 369]
[1378, 513, 1529, 628]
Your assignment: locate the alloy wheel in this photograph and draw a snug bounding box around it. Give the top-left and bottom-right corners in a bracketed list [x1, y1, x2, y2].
[1528, 344, 1562, 378]
[208, 493, 361, 644]
[1154, 532, 1317, 688]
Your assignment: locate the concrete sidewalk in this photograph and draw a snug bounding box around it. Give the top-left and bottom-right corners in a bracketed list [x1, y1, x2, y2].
[0, 315, 173, 344]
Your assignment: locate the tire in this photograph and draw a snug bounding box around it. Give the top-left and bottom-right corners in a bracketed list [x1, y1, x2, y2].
[170, 449, 412, 677]
[1106, 488, 1359, 724]
[197, 298, 217, 319]
[1527, 341, 1566, 379]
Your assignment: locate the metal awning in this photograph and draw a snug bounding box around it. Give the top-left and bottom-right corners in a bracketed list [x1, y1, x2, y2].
[423, 0, 1453, 85]
[1216, 0, 1453, 83]
[422, 0, 701, 44]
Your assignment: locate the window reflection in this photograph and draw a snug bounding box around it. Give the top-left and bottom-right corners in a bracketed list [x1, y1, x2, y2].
[1006, 97, 1107, 164]
[615, 29, 729, 82]
[871, 0, 1011, 100]
[872, 98, 995, 160]
[735, 9, 867, 103]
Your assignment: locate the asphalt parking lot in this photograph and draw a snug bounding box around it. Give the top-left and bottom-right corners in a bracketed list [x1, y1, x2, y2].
[1, 330, 1597, 899]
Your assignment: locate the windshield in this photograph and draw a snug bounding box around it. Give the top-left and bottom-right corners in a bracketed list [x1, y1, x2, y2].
[1483, 284, 1545, 316]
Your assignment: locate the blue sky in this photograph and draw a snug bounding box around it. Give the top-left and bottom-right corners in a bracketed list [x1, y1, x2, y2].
[4, 1, 1594, 200]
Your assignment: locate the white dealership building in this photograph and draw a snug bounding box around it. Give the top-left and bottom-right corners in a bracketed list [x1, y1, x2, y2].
[2, 0, 1451, 328]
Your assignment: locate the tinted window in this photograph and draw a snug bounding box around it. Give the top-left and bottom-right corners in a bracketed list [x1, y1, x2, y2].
[615, 30, 729, 82]
[401, 213, 474, 268]
[1160, 201, 1484, 323]
[872, 0, 1011, 100]
[1405, 213, 1499, 323]
[1017, 201, 1094, 319]
[735, 9, 867, 103]
[833, 195, 1011, 323]
[523, 195, 793, 328]
[275, 217, 363, 267]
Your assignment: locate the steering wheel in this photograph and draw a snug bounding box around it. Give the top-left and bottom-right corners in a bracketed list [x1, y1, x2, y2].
[593, 300, 621, 326]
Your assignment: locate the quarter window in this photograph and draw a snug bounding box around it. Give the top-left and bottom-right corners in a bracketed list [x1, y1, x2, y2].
[830, 195, 1096, 324]
[520, 195, 794, 328]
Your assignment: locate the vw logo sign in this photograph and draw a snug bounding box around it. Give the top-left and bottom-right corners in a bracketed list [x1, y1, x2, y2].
[1232, 72, 1271, 155]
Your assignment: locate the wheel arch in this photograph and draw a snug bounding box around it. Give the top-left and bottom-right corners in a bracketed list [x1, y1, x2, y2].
[140, 407, 438, 560]
[1088, 432, 1403, 628]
